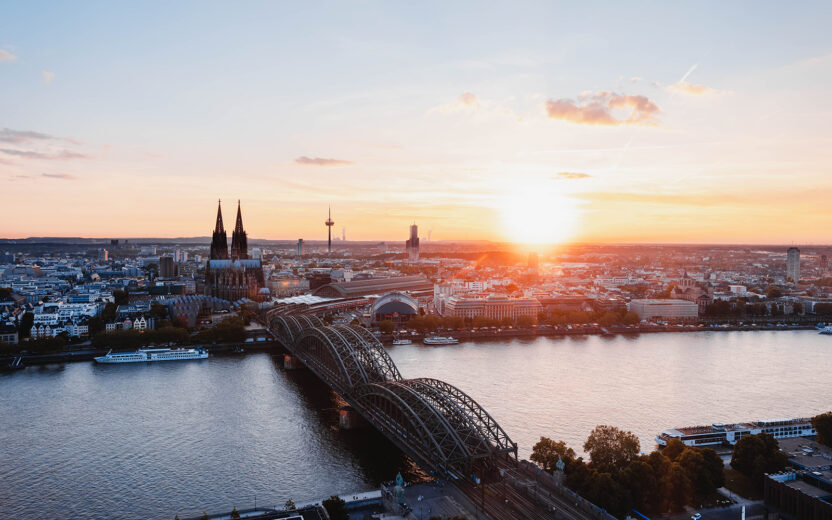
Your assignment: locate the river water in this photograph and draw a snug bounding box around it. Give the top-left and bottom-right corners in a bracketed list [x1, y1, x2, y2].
[1, 330, 829, 519]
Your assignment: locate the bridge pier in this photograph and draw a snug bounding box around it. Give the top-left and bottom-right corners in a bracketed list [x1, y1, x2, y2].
[339, 406, 368, 429]
[283, 354, 304, 370]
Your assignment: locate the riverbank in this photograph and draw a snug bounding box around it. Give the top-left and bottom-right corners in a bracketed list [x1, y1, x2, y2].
[0, 340, 283, 368]
[379, 322, 818, 345]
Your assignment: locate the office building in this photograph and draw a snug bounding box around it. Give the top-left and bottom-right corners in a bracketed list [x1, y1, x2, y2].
[159, 256, 175, 278]
[296, 239, 304, 257]
[629, 299, 698, 321]
[787, 247, 801, 282]
[406, 223, 420, 261]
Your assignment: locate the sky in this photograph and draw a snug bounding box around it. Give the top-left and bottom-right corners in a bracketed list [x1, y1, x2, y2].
[1, 1, 831, 244]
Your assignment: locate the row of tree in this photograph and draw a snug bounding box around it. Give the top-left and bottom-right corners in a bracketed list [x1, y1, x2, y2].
[704, 300, 804, 317]
[531, 426, 724, 517]
[379, 307, 642, 334]
[193, 317, 247, 344]
[91, 327, 191, 350]
[539, 308, 641, 327]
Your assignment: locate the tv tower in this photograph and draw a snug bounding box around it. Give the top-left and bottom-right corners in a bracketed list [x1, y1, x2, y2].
[325, 206, 335, 253]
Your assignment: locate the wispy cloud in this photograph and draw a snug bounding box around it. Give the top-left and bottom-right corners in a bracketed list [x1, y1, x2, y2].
[668, 81, 715, 95]
[430, 91, 483, 114]
[554, 172, 591, 180]
[41, 173, 77, 180]
[545, 91, 660, 126]
[0, 50, 16, 62]
[41, 70, 55, 85]
[667, 64, 720, 95]
[294, 156, 354, 166]
[0, 149, 90, 161]
[0, 128, 54, 144]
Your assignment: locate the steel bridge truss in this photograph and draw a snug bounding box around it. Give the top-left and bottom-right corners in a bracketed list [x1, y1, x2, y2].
[267, 314, 517, 478]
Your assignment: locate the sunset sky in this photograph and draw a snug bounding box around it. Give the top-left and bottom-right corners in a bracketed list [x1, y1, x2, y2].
[1, 1, 831, 244]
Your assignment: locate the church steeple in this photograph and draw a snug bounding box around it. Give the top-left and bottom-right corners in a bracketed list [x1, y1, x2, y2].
[230, 200, 249, 260]
[210, 199, 229, 260]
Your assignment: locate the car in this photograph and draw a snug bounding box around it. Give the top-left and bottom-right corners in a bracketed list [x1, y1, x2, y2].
[691, 513, 702, 520]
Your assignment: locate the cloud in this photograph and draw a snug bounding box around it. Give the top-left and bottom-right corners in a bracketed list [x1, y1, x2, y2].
[666, 63, 720, 95]
[0, 50, 16, 62]
[430, 92, 483, 114]
[0, 148, 90, 160]
[545, 91, 660, 126]
[668, 80, 715, 95]
[554, 172, 591, 180]
[294, 156, 354, 166]
[0, 128, 54, 144]
[41, 173, 77, 180]
[458, 92, 481, 108]
[41, 70, 55, 84]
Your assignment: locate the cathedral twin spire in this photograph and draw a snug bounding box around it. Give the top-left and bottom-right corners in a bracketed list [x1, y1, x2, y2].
[210, 199, 248, 260]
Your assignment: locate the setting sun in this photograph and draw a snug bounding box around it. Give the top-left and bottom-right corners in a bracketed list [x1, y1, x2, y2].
[498, 185, 579, 245]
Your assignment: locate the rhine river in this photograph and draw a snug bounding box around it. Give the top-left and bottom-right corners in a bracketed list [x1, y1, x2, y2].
[1, 330, 830, 519]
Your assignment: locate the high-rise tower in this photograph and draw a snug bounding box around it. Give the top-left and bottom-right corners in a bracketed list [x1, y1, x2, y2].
[210, 199, 229, 260]
[230, 200, 249, 260]
[406, 223, 420, 261]
[325, 206, 335, 253]
[786, 247, 800, 282]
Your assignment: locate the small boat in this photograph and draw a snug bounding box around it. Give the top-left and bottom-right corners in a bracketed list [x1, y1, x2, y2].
[391, 336, 412, 345]
[423, 336, 459, 345]
[95, 347, 208, 364]
[819, 326, 832, 335]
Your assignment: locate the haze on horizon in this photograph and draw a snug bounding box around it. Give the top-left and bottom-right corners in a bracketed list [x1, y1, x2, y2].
[1, 1, 831, 245]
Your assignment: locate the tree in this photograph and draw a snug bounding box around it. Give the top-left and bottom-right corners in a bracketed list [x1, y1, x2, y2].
[517, 315, 535, 328]
[530, 437, 576, 473]
[150, 302, 168, 319]
[815, 303, 832, 315]
[230, 508, 240, 519]
[284, 499, 296, 510]
[101, 302, 118, 323]
[583, 425, 641, 474]
[765, 285, 783, 299]
[812, 412, 832, 447]
[113, 289, 129, 305]
[18, 311, 34, 338]
[792, 301, 804, 315]
[378, 320, 394, 334]
[620, 458, 657, 512]
[322, 495, 349, 520]
[87, 316, 104, 336]
[662, 438, 686, 461]
[622, 311, 641, 325]
[662, 462, 693, 511]
[731, 433, 787, 487]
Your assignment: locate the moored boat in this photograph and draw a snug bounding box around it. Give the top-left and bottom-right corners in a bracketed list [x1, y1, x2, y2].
[423, 336, 459, 345]
[655, 417, 816, 447]
[94, 347, 208, 364]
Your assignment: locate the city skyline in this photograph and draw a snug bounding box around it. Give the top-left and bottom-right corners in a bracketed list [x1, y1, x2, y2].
[2, 2, 832, 243]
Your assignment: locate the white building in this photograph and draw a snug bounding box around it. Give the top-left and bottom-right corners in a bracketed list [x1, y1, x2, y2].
[629, 299, 698, 321]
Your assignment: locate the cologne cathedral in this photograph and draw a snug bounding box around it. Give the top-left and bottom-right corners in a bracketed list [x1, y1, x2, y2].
[206, 200, 264, 301]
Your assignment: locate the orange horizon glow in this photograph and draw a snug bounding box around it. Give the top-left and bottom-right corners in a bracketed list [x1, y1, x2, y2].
[2, 4, 832, 245]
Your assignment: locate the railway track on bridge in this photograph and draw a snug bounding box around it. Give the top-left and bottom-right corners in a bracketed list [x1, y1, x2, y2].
[264, 311, 602, 520]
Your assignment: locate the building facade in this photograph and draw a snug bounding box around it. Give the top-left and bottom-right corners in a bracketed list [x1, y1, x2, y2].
[787, 247, 801, 282]
[629, 299, 698, 321]
[443, 295, 542, 322]
[406, 223, 420, 261]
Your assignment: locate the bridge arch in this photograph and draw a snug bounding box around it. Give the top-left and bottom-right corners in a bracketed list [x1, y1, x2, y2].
[270, 315, 324, 345]
[354, 379, 517, 476]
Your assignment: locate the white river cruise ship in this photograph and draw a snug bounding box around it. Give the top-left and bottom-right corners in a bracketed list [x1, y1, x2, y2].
[94, 347, 209, 364]
[656, 417, 817, 447]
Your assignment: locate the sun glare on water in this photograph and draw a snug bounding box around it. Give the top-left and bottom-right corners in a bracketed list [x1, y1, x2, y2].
[498, 185, 579, 245]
